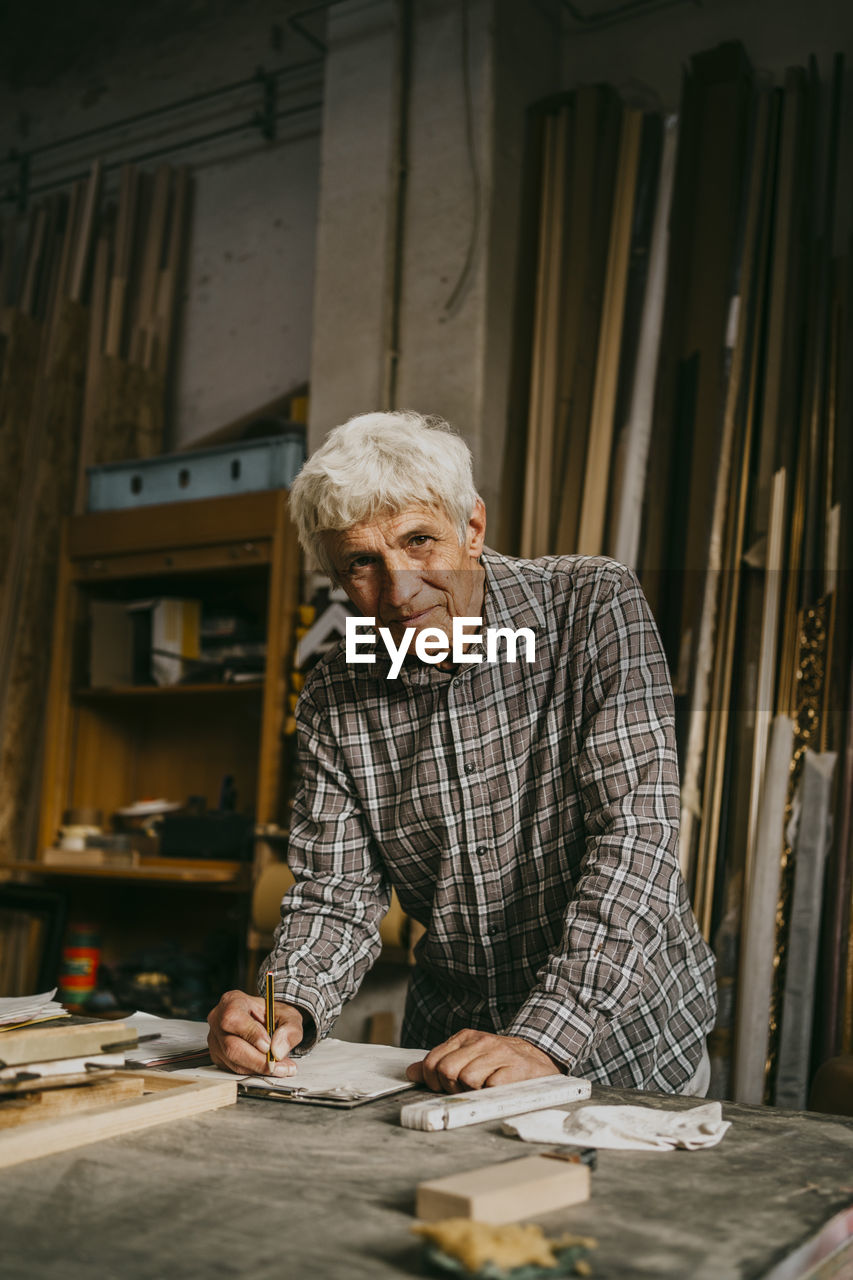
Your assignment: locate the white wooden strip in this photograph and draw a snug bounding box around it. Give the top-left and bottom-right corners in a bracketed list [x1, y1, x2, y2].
[776, 750, 837, 1108]
[400, 1075, 591, 1132]
[732, 713, 794, 1104]
[744, 466, 787, 896]
[610, 115, 678, 570]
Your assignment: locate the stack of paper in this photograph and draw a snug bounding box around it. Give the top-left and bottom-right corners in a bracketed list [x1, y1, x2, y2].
[122, 1012, 211, 1068]
[0, 989, 70, 1032]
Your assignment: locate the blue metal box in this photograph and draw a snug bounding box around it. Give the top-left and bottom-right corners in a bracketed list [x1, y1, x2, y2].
[86, 433, 306, 511]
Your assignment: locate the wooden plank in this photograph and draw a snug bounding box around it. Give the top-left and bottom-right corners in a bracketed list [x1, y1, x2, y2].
[35, 524, 79, 861]
[68, 159, 102, 304]
[0, 1075, 143, 1126]
[576, 106, 643, 556]
[604, 112, 663, 560]
[753, 70, 807, 538]
[533, 105, 569, 555]
[104, 165, 139, 358]
[130, 164, 171, 365]
[680, 89, 773, 892]
[554, 85, 621, 557]
[75, 232, 111, 513]
[693, 89, 782, 936]
[732, 713, 795, 1103]
[743, 467, 788, 898]
[667, 47, 754, 685]
[152, 165, 190, 376]
[0, 1022, 135, 1068]
[520, 112, 557, 559]
[256, 492, 300, 824]
[610, 115, 678, 568]
[0, 1071, 236, 1169]
[17, 204, 46, 316]
[0, 213, 17, 308]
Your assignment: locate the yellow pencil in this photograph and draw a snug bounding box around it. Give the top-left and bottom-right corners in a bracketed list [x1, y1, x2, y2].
[265, 971, 276, 1066]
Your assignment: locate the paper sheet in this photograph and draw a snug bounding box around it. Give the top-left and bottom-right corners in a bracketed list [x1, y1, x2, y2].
[120, 1015, 420, 1102]
[0, 989, 69, 1030]
[122, 1012, 211, 1065]
[242, 1038, 421, 1101]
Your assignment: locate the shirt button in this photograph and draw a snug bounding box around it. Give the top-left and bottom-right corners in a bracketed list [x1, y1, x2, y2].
[475, 846, 488, 858]
[464, 762, 477, 775]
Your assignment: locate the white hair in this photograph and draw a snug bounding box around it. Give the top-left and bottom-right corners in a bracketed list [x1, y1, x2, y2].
[289, 411, 480, 576]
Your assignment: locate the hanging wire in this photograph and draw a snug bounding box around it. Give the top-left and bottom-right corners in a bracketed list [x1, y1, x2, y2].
[443, 0, 482, 316]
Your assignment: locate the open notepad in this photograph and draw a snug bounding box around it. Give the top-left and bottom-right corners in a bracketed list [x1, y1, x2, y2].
[238, 1038, 422, 1107]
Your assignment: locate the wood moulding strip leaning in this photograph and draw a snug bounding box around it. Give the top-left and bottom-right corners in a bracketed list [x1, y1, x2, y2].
[692, 89, 782, 937]
[609, 114, 677, 570]
[743, 466, 787, 902]
[520, 108, 558, 560]
[681, 88, 771, 901]
[732, 711, 794, 1104]
[554, 85, 620, 557]
[575, 105, 642, 558]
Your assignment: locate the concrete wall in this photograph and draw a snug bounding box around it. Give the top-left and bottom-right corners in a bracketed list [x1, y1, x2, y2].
[0, 0, 322, 447]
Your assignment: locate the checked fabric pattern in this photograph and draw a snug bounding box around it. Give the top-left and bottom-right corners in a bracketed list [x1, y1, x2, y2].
[261, 550, 716, 1091]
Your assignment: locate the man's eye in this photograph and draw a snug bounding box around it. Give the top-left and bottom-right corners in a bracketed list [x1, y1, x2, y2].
[347, 557, 374, 574]
[409, 535, 432, 548]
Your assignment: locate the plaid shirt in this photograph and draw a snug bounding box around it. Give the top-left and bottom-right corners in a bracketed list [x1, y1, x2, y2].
[263, 550, 716, 1090]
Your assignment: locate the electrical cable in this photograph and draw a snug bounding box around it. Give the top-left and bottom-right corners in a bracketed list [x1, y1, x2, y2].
[443, 0, 481, 317]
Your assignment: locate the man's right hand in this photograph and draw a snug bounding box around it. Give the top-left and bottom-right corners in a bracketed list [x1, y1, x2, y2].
[207, 989, 304, 1076]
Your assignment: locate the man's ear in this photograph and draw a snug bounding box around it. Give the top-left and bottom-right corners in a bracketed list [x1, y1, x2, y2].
[466, 498, 486, 558]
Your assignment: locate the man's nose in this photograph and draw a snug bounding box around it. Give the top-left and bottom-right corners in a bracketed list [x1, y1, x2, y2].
[382, 568, 421, 611]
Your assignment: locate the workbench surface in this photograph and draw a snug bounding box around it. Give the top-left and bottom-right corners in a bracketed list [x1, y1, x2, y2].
[1, 1082, 851, 1279]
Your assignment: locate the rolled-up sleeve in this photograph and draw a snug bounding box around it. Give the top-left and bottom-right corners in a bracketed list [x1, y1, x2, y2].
[258, 685, 391, 1046]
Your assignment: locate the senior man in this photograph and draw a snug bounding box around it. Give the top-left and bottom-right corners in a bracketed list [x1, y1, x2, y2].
[208, 411, 716, 1094]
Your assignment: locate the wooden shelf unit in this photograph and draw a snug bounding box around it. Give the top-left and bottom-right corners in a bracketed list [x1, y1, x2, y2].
[22, 489, 300, 989]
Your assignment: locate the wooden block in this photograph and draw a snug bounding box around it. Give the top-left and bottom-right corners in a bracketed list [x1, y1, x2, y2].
[0, 1022, 135, 1067]
[416, 1155, 590, 1225]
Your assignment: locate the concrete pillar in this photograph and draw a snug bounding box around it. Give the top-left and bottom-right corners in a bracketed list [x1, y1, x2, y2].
[307, 0, 400, 440]
[307, 0, 560, 533]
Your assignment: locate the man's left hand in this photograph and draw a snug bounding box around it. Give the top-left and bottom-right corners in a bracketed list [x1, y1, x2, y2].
[405, 1029, 561, 1092]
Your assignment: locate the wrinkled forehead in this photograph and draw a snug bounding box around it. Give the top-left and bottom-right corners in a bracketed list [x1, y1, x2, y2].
[323, 502, 457, 551]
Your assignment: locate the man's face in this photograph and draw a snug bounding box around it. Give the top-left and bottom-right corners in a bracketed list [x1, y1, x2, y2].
[323, 500, 487, 648]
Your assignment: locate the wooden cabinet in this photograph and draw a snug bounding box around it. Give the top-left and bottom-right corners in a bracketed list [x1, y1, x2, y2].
[23, 490, 300, 1005]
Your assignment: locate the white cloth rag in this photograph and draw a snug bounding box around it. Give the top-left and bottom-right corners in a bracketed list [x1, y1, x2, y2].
[502, 1101, 730, 1152]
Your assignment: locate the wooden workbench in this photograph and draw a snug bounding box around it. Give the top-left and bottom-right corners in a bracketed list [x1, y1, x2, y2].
[0, 1082, 851, 1279]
